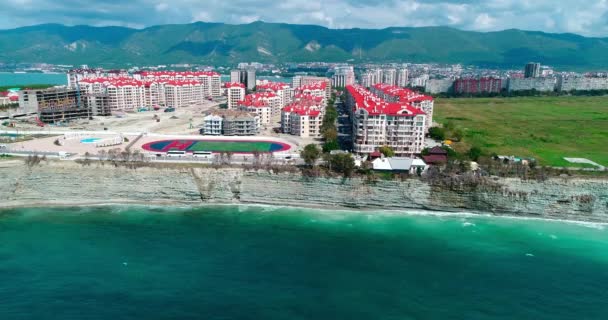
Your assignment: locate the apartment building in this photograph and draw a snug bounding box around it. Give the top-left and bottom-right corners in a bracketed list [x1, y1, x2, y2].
[453, 77, 502, 94]
[225, 82, 246, 109]
[201, 110, 260, 136]
[292, 76, 331, 99]
[135, 71, 221, 97]
[201, 114, 223, 135]
[370, 83, 434, 130]
[294, 81, 329, 107]
[508, 77, 556, 92]
[281, 99, 324, 138]
[238, 92, 278, 125]
[164, 81, 204, 108]
[332, 65, 355, 88]
[346, 85, 427, 156]
[557, 76, 608, 91]
[255, 81, 293, 113]
[397, 69, 409, 87]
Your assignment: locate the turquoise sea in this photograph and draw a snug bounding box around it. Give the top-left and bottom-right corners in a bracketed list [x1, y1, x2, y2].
[0, 73, 67, 87]
[1, 205, 607, 320]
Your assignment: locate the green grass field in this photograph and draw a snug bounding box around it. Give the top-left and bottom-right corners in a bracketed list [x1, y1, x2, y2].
[188, 141, 275, 153]
[434, 96, 608, 167]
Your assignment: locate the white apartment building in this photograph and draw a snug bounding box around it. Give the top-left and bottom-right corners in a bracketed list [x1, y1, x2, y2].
[346, 85, 427, 156]
[135, 71, 221, 97]
[557, 76, 608, 91]
[281, 103, 323, 138]
[201, 114, 223, 135]
[371, 83, 434, 130]
[164, 81, 204, 108]
[238, 92, 278, 125]
[397, 69, 409, 87]
[105, 80, 146, 111]
[383, 69, 397, 86]
[508, 77, 556, 92]
[292, 76, 331, 99]
[225, 82, 246, 109]
[255, 81, 293, 111]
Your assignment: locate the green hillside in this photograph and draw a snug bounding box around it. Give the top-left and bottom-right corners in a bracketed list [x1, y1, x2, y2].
[1, 22, 607, 69]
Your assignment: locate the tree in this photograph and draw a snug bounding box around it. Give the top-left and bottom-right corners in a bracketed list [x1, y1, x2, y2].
[322, 139, 340, 153]
[467, 146, 482, 161]
[378, 145, 395, 157]
[328, 153, 356, 178]
[428, 127, 446, 141]
[323, 127, 338, 141]
[300, 144, 321, 167]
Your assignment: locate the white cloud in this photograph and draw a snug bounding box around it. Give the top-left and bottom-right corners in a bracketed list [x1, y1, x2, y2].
[0, 0, 607, 36]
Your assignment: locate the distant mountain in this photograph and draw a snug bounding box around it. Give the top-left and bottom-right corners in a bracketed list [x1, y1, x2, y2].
[1, 22, 607, 69]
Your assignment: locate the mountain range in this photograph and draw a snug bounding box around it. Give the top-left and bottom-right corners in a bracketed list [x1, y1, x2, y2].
[1, 21, 607, 69]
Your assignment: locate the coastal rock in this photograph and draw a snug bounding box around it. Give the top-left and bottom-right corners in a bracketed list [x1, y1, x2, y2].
[0, 161, 607, 222]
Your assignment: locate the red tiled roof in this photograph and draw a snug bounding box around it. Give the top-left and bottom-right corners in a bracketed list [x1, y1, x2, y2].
[346, 85, 426, 117]
[224, 82, 246, 89]
[256, 82, 290, 91]
[372, 83, 433, 103]
[423, 154, 447, 164]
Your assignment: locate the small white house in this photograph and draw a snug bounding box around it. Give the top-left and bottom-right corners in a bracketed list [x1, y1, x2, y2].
[371, 157, 427, 174]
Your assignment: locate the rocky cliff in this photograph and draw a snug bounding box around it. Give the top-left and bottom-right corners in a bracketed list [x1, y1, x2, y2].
[1, 160, 607, 222]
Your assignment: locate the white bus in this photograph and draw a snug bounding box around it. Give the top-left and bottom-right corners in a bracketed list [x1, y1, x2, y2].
[166, 150, 186, 157]
[192, 151, 213, 158]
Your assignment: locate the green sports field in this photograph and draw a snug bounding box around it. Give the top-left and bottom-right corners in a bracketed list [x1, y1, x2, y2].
[188, 141, 277, 153]
[434, 96, 608, 167]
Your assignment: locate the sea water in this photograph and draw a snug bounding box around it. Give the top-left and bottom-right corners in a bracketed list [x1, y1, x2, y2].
[0, 205, 607, 320]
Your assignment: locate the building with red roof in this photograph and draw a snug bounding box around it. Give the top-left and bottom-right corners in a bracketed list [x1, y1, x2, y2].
[281, 93, 325, 138]
[370, 83, 434, 130]
[225, 82, 246, 109]
[346, 85, 427, 156]
[237, 92, 280, 125]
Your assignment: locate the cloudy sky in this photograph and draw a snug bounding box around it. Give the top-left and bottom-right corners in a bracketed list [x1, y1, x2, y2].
[2, 0, 608, 36]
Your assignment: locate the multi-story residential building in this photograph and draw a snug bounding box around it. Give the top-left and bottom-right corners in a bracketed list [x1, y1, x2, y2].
[135, 71, 221, 97]
[524, 62, 541, 78]
[397, 69, 409, 87]
[332, 65, 355, 88]
[255, 81, 293, 111]
[294, 81, 329, 107]
[370, 83, 434, 130]
[246, 69, 256, 91]
[238, 92, 279, 125]
[223, 113, 259, 136]
[201, 110, 259, 136]
[453, 77, 502, 94]
[556, 76, 608, 91]
[19, 87, 90, 123]
[201, 114, 223, 135]
[508, 77, 556, 92]
[225, 82, 246, 109]
[360, 72, 373, 88]
[292, 76, 331, 99]
[230, 70, 242, 84]
[409, 74, 429, 87]
[84, 94, 112, 116]
[425, 79, 453, 94]
[281, 99, 324, 138]
[383, 69, 397, 86]
[346, 85, 427, 156]
[164, 81, 204, 108]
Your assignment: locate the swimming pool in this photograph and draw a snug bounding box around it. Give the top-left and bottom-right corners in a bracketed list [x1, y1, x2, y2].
[80, 138, 102, 144]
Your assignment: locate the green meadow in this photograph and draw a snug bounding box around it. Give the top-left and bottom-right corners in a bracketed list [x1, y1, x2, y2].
[434, 96, 608, 167]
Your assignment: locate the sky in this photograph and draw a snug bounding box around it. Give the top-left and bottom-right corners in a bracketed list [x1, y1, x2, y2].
[2, 0, 608, 37]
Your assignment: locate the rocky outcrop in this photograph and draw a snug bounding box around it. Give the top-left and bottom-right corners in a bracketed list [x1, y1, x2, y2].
[1, 160, 607, 222]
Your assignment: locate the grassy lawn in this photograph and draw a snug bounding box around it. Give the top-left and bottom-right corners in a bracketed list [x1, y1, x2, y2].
[434, 96, 608, 167]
